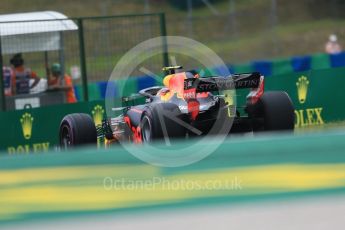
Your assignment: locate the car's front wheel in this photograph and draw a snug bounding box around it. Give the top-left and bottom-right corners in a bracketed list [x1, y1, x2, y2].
[59, 113, 97, 148]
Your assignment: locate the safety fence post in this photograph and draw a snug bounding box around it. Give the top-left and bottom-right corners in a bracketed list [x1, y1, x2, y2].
[159, 13, 169, 68]
[77, 18, 89, 102]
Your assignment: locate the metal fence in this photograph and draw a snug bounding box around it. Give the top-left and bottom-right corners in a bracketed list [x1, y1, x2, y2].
[0, 13, 167, 111]
[82, 14, 166, 83]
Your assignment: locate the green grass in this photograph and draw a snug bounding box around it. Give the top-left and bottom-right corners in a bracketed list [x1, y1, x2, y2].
[0, 0, 273, 19]
[207, 18, 345, 63]
[2, 0, 345, 72]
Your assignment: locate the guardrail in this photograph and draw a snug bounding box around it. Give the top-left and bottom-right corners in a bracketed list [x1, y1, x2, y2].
[230, 51, 345, 76]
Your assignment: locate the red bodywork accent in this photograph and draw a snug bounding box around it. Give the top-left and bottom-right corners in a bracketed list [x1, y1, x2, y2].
[183, 88, 196, 99]
[247, 76, 265, 104]
[188, 99, 200, 120]
[166, 72, 186, 98]
[124, 115, 142, 144]
[197, 92, 209, 98]
[165, 73, 209, 120]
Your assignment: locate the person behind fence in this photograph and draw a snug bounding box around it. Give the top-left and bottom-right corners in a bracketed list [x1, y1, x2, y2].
[10, 53, 40, 95]
[325, 34, 342, 54]
[48, 63, 77, 103]
[2, 66, 13, 96]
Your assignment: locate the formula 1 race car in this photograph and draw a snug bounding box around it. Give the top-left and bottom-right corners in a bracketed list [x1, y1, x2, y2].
[59, 66, 294, 148]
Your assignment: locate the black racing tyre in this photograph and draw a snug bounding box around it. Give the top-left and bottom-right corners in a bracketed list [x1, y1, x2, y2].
[252, 91, 295, 131]
[59, 113, 97, 148]
[140, 103, 186, 142]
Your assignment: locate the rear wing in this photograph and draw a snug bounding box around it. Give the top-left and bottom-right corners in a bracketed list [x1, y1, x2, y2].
[184, 72, 262, 92]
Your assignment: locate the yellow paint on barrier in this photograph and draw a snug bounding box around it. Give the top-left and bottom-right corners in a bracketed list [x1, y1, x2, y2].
[0, 163, 344, 221]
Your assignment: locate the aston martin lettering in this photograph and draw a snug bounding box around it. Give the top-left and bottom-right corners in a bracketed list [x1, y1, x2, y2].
[185, 78, 259, 92]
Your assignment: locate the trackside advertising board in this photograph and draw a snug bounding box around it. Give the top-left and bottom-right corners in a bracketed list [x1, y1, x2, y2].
[0, 67, 345, 154]
[265, 67, 345, 128]
[0, 100, 105, 154]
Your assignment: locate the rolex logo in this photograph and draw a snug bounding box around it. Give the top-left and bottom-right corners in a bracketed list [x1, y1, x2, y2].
[92, 105, 104, 126]
[296, 76, 309, 104]
[20, 113, 34, 140]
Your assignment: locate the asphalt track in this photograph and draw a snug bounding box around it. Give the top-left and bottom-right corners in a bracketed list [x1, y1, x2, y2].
[3, 195, 345, 230]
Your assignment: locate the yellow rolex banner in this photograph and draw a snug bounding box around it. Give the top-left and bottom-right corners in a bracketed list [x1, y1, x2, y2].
[264, 67, 345, 128]
[0, 100, 105, 154]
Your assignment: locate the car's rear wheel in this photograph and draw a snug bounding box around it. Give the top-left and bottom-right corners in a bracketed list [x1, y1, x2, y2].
[251, 91, 295, 131]
[59, 113, 97, 148]
[140, 103, 185, 142]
